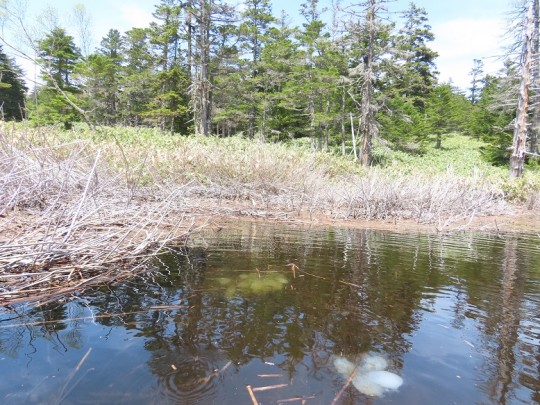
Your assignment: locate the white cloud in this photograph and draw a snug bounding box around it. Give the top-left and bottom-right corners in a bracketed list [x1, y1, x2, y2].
[432, 18, 507, 90]
[118, 4, 156, 29]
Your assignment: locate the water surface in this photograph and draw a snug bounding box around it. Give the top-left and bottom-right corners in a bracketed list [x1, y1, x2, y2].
[1, 223, 539, 404]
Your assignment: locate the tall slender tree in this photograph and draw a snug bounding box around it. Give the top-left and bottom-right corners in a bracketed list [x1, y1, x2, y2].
[120, 28, 155, 126]
[34, 27, 84, 128]
[510, 2, 534, 178]
[393, 2, 438, 110]
[148, 0, 190, 132]
[238, 0, 276, 138]
[469, 59, 484, 105]
[0, 45, 27, 120]
[346, 0, 393, 166]
[187, 0, 235, 136]
[74, 29, 124, 125]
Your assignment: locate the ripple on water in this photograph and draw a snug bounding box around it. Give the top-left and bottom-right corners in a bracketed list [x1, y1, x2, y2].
[157, 355, 220, 404]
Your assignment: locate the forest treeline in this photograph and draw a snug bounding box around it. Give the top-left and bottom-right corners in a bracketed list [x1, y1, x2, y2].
[0, 0, 537, 170]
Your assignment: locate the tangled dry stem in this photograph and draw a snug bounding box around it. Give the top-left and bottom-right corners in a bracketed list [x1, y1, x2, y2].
[0, 124, 513, 305]
[0, 127, 197, 306]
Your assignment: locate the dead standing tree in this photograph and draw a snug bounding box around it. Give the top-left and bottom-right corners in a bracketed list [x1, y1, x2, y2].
[344, 0, 391, 167]
[510, 2, 534, 178]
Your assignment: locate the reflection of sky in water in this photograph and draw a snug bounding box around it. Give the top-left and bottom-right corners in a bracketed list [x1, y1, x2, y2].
[0, 224, 538, 404]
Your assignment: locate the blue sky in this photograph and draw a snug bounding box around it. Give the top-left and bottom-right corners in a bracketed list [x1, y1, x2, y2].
[8, 0, 513, 90]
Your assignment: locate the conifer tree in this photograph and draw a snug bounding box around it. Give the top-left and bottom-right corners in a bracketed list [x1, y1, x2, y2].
[120, 28, 155, 126]
[469, 59, 484, 105]
[393, 2, 438, 110]
[0, 45, 27, 120]
[148, 0, 190, 132]
[188, 0, 235, 136]
[34, 27, 83, 128]
[379, 2, 438, 149]
[238, 0, 276, 138]
[73, 29, 124, 125]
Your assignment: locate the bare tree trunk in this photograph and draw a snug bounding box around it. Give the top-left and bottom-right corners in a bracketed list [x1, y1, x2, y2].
[50, 78, 95, 130]
[359, 0, 376, 167]
[529, 0, 540, 155]
[190, 0, 212, 136]
[510, 3, 534, 178]
[200, 1, 211, 136]
[486, 237, 522, 403]
[350, 113, 358, 160]
[186, 0, 193, 82]
[341, 82, 346, 155]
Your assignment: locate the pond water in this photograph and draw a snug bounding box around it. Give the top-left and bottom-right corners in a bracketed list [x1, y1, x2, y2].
[1, 223, 540, 404]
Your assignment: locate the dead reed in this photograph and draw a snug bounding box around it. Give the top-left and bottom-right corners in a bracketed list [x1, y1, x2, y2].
[0, 123, 520, 305]
[0, 124, 197, 306]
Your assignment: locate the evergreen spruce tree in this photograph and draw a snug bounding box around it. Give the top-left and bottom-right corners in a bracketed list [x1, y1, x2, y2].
[379, 2, 438, 149]
[120, 28, 155, 126]
[34, 27, 82, 129]
[236, 0, 276, 138]
[188, 0, 236, 135]
[147, 0, 190, 133]
[72, 29, 124, 125]
[469, 59, 484, 105]
[289, 0, 343, 150]
[393, 2, 438, 110]
[0, 45, 27, 120]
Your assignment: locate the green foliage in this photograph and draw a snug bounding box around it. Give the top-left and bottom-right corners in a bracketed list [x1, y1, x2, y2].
[9, 0, 532, 180]
[29, 89, 81, 129]
[500, 171, 540, 202]
[38, 27, 81, 87]
[33, 27, 82, 127]
[372, 133, 507, 178]
[0, 45, 27, 120]
[468, 74, 515, 165]
[391, 3, 438, 110]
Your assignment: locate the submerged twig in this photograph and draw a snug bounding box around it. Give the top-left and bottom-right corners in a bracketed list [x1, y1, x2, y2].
[331, 367, 357, 405]
[246, 385, 258, 405]
[277, 396, 316, 403]
[0, 305, 189, 329]
[57, 347, 93, 403]
[252, 383, 289, 392]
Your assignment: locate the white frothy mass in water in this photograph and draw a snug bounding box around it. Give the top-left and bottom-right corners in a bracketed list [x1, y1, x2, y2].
[333, 353, 403, 397]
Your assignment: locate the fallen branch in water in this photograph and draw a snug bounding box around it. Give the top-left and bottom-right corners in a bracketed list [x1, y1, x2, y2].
[57, 347, 93, 403]
[252, 383, 289, 392]
[246, 385, 258, 405]
[331, 367, 358, 405]
[0, 305, 190, 329]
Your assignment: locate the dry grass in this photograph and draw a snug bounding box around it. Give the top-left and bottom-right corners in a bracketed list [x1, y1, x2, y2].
[0, 123, 523, 304]
[0, 124, 197, 305]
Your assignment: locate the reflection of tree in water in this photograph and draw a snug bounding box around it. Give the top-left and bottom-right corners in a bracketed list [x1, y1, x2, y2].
[0, 301, 86, 359]
[3, 225, 538, 403]
[472, 235, 540, 405]
[105, 227, 448, 401]
[106, 229, 540, 403]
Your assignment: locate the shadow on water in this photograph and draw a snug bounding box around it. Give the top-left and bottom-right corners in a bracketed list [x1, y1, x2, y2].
[0, 223, 539, 404]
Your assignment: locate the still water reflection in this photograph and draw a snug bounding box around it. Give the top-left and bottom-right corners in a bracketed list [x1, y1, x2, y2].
[1, 223, 539, 404]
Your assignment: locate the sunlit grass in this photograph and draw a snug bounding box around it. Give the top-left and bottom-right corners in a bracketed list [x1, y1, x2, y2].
[5, 122, 539, 217]
[2, 122, 537, 305]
